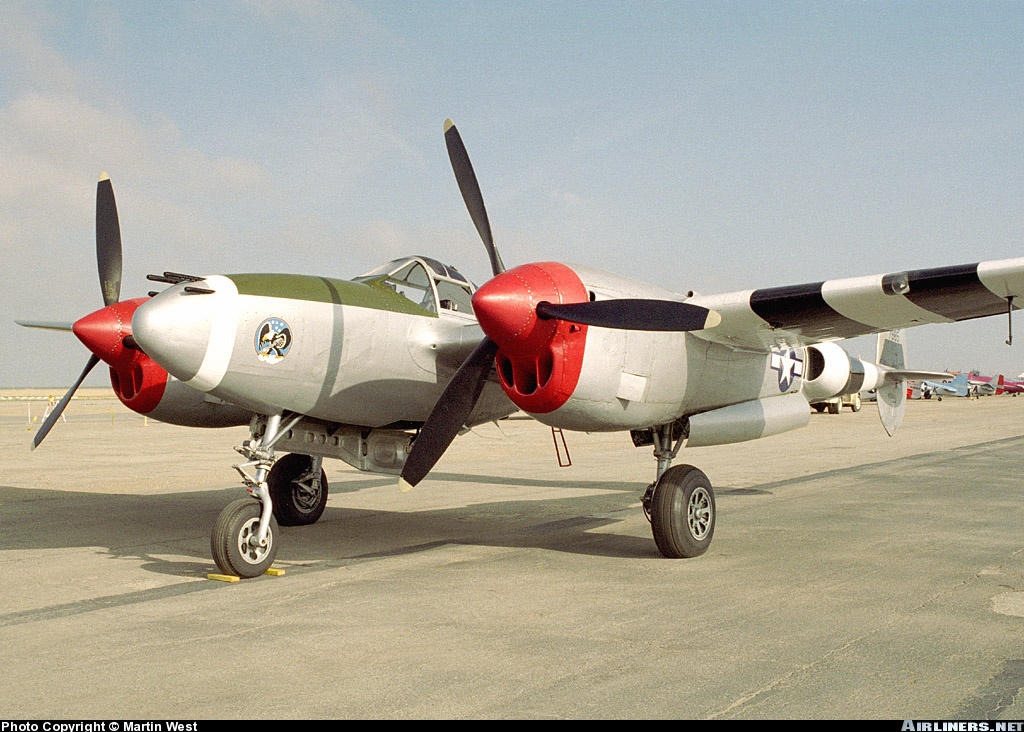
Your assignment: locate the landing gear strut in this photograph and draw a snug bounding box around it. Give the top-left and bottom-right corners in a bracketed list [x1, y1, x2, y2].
[641, 422, 716, 558]
[211, 412, 305, 578]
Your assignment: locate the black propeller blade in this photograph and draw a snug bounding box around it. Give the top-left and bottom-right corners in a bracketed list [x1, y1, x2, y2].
[96, 173, 122, 308]
[399, 337, 500, 490]
[34, 174, 124, 450]
[400, 121, 507, 488]
[32, 354, 100, 450]
[536, 299, 721, 331]
[444, 119, 506, 277]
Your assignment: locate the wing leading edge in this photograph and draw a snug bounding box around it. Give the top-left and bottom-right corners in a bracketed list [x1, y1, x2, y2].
[690, 257, 1024, 351]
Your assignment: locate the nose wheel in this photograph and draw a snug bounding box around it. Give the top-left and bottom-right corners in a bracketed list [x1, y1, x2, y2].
[211, 498, 280, 578]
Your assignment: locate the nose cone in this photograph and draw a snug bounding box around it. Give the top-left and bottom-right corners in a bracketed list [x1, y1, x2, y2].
[72, 298, 145, 369]
[472, 262, 587, 356]
[133, 276, 236, 384]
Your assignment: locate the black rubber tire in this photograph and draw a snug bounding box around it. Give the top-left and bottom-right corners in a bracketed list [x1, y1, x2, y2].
[268, 453, 328, 526]
[650, 464, 715, 558]
[211, 498, 279, 578]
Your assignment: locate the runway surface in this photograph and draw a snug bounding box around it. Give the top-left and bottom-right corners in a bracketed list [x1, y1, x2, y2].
[2, 390, 1023, 719]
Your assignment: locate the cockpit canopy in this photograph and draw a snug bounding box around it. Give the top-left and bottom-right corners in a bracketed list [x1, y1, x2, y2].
[354, 256, 476, 315]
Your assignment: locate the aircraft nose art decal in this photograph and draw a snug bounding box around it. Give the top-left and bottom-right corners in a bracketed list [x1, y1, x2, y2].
[255, 317, 292, 363]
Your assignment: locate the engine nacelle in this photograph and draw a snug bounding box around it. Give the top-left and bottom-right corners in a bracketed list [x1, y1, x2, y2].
[105, 355, 250, 428]
[145, 376, 251, 428]
[801, 342, 866, 402]
[102, 342, 249, 428]
[473, 262, 703, 431]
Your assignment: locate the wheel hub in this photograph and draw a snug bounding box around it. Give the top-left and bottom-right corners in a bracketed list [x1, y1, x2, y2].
[687, 486, 713, 540]
[237, 516, 273, 565]
[292, 474, 322, 512]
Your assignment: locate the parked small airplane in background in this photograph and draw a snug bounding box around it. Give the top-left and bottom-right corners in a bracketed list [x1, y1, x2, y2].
[18, 120, 1024, 578]
[964, 371, 1006, 396]
[918, 372, 969, 399]
[1002, 378, 1024, 395]
[919, 371, 1012, 399]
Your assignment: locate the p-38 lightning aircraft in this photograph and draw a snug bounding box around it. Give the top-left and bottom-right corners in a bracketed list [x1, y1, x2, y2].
[22, 120, 1024, 578]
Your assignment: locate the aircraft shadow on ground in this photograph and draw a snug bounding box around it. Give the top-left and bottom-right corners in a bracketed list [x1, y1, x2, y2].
[0, 469, 775, 578]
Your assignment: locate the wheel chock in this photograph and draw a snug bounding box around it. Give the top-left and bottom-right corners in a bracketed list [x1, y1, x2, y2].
[207, 573, 240, 583]
[206, 567, 285, 582]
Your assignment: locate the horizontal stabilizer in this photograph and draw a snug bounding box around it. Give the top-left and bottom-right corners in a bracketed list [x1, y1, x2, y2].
[882, 368, 951, 383]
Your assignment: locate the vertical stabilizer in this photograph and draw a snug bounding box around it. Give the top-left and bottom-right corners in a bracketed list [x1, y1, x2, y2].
[876, 330, 906, 436]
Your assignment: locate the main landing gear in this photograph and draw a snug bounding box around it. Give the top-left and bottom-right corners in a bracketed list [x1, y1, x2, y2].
[211, 413, 330, 578]
[641, 423, 716, 558]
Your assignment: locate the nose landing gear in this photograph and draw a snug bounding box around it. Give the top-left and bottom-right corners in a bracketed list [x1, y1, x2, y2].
[211, 412, 308, 578]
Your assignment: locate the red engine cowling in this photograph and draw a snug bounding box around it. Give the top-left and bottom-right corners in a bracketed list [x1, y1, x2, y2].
[72, 297, 169, 414]
[472, 262, 589, 414]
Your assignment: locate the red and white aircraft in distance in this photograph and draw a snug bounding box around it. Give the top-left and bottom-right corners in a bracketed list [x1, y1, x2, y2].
[18, 119, 1024, 578]
[965, 371, 1023, 395]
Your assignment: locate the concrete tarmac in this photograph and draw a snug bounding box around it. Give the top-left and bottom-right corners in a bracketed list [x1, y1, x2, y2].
[1, 389, 1023, 719]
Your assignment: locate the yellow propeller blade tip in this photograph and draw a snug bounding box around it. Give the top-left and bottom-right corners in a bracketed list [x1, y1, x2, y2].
[444, 118, 455, 132]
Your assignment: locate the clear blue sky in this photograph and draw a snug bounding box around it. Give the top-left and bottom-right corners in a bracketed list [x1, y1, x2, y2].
[3, 1, 1023, 388]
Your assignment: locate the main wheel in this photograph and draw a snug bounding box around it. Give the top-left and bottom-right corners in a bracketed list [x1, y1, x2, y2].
[650, 465, 715, 558]
[268, 453, 328, 526]
[211, 498, 279, 578]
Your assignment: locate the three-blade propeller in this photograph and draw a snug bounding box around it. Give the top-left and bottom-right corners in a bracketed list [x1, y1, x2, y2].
[399, 121, 720, 487]
[32, 174, 123, 450]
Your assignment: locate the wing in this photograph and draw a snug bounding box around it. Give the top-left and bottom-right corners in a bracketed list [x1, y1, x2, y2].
[690, 258, 1024, 351]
